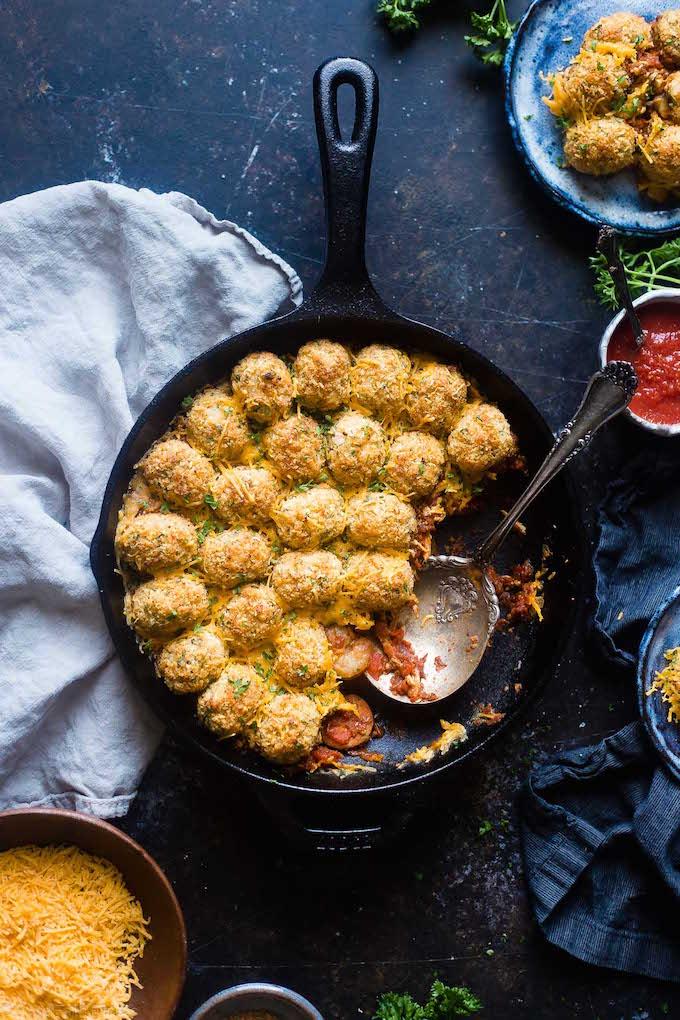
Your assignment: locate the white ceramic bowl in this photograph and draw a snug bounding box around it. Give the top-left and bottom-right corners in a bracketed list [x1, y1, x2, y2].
[189, 983, 324, 1020]
[598, 288, 680, 437]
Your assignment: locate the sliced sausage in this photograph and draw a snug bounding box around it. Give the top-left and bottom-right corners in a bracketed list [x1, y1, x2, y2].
[326, 626, 381, 679]
[322, 694, 374, 750]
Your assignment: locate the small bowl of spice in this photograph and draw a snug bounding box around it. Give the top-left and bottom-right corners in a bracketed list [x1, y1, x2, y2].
[189, 983, 324, 1020]
[599, 289, 680, 436]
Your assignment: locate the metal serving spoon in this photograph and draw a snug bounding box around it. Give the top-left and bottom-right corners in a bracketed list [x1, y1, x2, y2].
[368, 361, 638, 704]
[597, 226, 644, 349]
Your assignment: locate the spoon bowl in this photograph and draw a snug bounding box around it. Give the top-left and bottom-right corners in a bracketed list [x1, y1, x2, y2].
[369, 558, 498, 704]
[368, 362, 638, 705]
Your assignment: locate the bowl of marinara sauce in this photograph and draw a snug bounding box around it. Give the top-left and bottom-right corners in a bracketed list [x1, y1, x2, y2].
[599, 289, 680, 436]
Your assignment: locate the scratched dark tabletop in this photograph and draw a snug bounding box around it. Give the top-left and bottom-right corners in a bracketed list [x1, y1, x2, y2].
[2, 0, 678, 1017]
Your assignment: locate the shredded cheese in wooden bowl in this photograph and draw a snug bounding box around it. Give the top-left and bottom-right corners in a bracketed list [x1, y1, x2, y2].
[0, 844, 151, 1020]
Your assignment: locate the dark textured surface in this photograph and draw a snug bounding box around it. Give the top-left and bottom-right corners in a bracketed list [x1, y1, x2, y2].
[2, 1, 678, 1017]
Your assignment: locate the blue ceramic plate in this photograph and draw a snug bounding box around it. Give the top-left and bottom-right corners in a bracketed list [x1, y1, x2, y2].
[504, 0, 680, 235]
[638, 583, 680, 781]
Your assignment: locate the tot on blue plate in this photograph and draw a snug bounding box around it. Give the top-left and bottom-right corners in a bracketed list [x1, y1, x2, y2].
[638, 583, 680, 781]
[504, 0, 680, 235]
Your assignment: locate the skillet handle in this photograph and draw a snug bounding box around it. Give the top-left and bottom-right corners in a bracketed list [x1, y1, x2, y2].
[305, 56, 393, 319]
[254, 786, 413, 851]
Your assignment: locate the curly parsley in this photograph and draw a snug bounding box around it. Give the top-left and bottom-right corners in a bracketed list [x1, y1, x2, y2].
[377, 0, 434, 32]
[374, 980, 483, 1019]
[464, 0, 517, 67]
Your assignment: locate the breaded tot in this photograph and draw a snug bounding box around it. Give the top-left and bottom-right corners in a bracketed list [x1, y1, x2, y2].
[156, 630, 225, 694]
[406, 363, 467, 434]
[210, 466, 280, 525]
[270, 550, 343, 607]
[263, 415, 325, 482]
[272, 484, 346, 549]
[141, 439, 214, 508]
[250, 692, 321, 764]
[216, 583, 283, 649]
[231, 351, 293, 423]
[274, 616, 332, 687]
[564, 118, 637, 175]
[294, 340, 351, 410]
[343, 552, 414, 611]
[201, 528, 272, 588]
[346, 491, 416, 549]
[326, 411, 387, 485]
[126, 577, 209, 638]
[116, 512, 198, 574]
[197, 664, 267, 736]
[184, 388, 249, 460]
[385, 432, 446, 499]
[350, 344, 411, 416]
[447, 403, 516, 477]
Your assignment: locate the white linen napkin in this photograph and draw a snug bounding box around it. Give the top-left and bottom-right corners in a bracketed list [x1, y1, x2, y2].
[0, 181, 302, 818]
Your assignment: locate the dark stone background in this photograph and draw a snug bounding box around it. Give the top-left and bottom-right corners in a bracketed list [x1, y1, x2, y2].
[1, 0, 677, 1016]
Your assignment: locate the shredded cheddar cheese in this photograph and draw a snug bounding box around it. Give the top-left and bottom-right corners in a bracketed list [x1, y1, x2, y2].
[593, 40, 637, 60]
[647, 646, 680, 723]
[0, 844, 150, 1020]
[638, 113, 665, 164]
[397, 720, 467, 769]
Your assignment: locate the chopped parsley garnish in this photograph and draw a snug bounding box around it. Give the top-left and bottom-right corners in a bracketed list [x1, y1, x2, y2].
[230, 676, 251, 697]
[160, 501, 171, 513]
[204, 493, 218, 510]
[181, 395, 194, 409]
[197, 519, 221, 545]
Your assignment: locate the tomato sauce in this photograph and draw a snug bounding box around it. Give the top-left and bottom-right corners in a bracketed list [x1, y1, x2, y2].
[606, 301, 680, 425]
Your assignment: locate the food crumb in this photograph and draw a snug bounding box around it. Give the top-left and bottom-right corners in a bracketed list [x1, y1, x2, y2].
[472, 703, 506, 727]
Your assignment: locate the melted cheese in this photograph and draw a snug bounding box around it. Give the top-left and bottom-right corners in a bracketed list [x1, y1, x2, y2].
[638, 113, 665, 163]
[397, 721, 468, 769]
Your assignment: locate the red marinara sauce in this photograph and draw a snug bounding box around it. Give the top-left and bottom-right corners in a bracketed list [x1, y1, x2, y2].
[606, 301, 680, 425]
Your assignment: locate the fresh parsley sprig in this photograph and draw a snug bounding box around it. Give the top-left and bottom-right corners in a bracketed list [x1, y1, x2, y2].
[590, 236, 680, 309]
[464, 0, 517, 67]
[374, 980, 483, 1019]
[377, 0, 434, 32]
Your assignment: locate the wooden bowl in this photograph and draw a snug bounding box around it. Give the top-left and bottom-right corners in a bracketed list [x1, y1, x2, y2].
[0, 807, 186, 1019]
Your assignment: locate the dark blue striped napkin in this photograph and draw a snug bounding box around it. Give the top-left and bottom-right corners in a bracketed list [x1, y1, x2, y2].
[520, 439, 680, 982]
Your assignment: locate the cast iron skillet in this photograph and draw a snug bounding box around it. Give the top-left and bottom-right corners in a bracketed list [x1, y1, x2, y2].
[91, 57, 586, 848]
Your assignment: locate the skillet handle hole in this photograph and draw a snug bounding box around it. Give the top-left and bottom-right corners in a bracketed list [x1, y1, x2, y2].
[335, 81, 358, 145]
